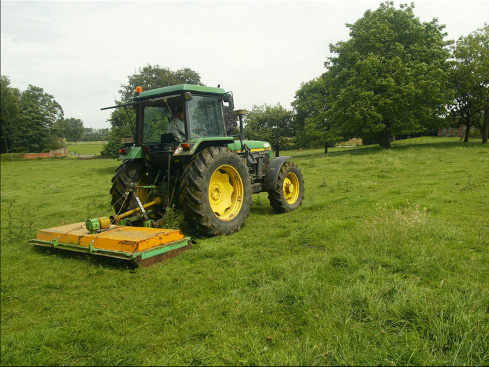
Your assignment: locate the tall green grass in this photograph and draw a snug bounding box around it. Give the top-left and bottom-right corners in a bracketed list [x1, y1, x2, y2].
[1, 137, 488, 365]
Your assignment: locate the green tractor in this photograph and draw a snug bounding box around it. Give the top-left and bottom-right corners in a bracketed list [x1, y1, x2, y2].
[103, 84, 304, 236]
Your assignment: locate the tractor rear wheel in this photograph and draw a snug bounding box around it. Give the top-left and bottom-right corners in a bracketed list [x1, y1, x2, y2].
[180, 146, 252, 236]
[110, 160, 155, 215]
[268, 161, 304, 213]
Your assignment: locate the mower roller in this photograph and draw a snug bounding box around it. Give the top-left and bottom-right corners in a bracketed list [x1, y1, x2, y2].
[30, 83, 304, 266]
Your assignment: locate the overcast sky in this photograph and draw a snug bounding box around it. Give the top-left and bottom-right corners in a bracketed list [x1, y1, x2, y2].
[2, 0, 488, 129]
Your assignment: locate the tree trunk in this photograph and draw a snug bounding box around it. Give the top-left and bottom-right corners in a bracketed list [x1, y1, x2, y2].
[275, 146, 280, 157]
[324, 142, 328, 155]
[380, 122, 392, 149]
[463, 118, 470, 143]
[464, 112, 470, 143]
[482, 108, 489, 144]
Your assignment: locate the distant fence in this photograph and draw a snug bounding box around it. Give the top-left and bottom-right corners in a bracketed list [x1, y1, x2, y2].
[23, 147, 67, 159]
[438, 127, 465, 137]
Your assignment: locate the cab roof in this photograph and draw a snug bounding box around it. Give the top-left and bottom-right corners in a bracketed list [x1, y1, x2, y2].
[137, 84, 226, 99]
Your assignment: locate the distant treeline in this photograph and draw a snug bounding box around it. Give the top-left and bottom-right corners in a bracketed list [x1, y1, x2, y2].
[0, 76, 108, 153]
[79, 128, 109, 142]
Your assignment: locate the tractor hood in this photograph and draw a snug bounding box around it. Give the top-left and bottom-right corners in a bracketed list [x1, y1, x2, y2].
[227, 140, 272, 152]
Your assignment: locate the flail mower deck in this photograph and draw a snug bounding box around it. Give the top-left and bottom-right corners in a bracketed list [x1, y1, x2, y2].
[30, 222, 191, 266]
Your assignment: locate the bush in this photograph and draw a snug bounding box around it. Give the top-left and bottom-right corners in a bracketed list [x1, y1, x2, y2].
[41, 135, 65, 152]
[102, 126, 133, 158]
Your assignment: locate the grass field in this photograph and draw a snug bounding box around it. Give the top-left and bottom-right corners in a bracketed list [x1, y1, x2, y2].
[66, 141, 106, 156]
[1, 137, 488, 365]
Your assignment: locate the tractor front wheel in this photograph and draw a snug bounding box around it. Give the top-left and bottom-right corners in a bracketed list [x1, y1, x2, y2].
[268, 161, 304, 213]
[180, 146, 252, 236]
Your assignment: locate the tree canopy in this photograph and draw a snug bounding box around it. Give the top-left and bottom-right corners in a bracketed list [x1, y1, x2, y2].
[292, 74, 343, 153]
[54, 117, 84, 142]
[1, 76, 91, 152]
[18, 85, 65, 152]
[324, 2, 452, 148]
[245, 104, 294, 156]
[1, 76, 21, 153]
[118, 65, 202, 103]
[449, 24, 489, 143]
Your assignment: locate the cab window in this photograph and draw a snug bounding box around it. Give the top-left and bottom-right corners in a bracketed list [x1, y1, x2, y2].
[187, 95, 224, 138]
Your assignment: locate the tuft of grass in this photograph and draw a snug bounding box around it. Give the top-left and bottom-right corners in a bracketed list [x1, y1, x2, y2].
[1, 137, 489, 365]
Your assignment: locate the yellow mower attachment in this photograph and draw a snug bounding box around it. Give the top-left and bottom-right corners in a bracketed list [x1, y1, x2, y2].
[30, 222, 191, 266]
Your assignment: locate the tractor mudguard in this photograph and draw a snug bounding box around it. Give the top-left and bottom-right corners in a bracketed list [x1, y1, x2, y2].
[119, 146, 143, 160]
[264, 156, 290, 191]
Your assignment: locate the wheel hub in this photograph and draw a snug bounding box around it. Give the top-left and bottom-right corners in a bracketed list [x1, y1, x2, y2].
[284, 179, 295, 195]
[283, 172, 300, 204]
[211, 186, 221, 201]
[208, 165, 244, 221]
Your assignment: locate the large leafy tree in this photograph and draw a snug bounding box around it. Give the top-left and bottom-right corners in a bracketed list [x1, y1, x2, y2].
[118, 66, 201, 103]
[292, 74, 343, 153]
[325, 2, 452, 148]
[18, 85, 64, 152]
[0, 76, 21, 153]
[244, 104, 294, 157]
[103, 65, 202, 157]
[449, 25, 489, 143]
[54, 117, 84, 141]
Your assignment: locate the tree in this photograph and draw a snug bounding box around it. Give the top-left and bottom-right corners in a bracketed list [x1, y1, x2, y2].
[245, 104, 294, 157]
[325, 2, 452, 148]
[118, 65, 201, 103]
[18, 85, 64, 152]
[449, 25, 489, 143]
[292, 74, 343, 153]
[80, 127, 109, 141]
[1, 79, 65, 152]
[0, 76, 21, 153]
[103, 65, 202, 157]
[54, 117, 84, 141]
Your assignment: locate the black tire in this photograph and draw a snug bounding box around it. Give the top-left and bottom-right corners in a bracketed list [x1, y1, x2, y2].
[179, 146, 252, 236]
[268, 161, 304, 213]
[110, 160, 155, 215]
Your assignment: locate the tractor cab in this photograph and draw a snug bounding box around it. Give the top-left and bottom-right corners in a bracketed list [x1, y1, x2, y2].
[133, 84, 233, 151]
[104, 83, 271, 169]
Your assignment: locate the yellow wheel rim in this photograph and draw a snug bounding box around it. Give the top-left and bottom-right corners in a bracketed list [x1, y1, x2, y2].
[283, 171, 300, 205]
[208, 164, 244, 221]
